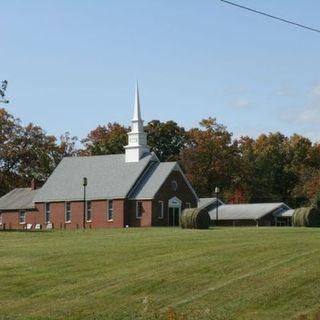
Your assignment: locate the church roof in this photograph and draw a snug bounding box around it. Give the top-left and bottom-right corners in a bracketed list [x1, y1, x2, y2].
[129, 162, 178, 199]
[34, 153, 157, 202]
[0, 188, 38, 210]
[209, 203, 290, 221]
[198, 197, 224, 209]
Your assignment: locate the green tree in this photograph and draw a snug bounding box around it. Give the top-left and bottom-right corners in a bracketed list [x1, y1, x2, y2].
[0, 108, 23, 194]
[180, 117, 238, 197]
[0, 80, 9, 104]
[231, 136, 257, 203]
[0, 109, 78, 196]
[58, 132, 78, 158]
[145, 120, 188, 161]
[81, 122, 129, 155]
[251, 132, 291, 202]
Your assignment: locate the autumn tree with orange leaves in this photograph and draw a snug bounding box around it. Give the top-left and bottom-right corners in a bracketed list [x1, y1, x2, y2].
[0, 109, 77, 196]
[180, 117, 239, 198]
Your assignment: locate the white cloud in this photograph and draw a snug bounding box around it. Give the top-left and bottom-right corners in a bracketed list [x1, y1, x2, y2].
[281, 83, 320, 126]
[231, 98, 250, 108]
[224, 84, 251, 109]
[311, 83, 320, 97]
[224, 85, 249, 95]
[295, 109, 320, 124]
[281, 106, 320, 125]
[275, 83, 296, 97]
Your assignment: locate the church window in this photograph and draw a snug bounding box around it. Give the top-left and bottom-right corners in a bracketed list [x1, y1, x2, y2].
[45, 203, 51, 223]
[86, 201, 92, 222]
[107, 200, 113, 221]
[19, 210, 26, 224]
[65, 202, 71, 223]
[171, 180, 178, 191]
[158, 201, 164, 219]
[136, 201, 143, 219]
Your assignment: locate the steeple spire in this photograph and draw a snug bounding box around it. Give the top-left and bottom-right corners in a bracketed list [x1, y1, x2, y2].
[124, 83, 150, 162]
[133, 82, 142, 121]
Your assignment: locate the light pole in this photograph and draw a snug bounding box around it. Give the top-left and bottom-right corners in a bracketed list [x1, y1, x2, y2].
[215, 186, 220, 226]
[83, 177, 87, 229]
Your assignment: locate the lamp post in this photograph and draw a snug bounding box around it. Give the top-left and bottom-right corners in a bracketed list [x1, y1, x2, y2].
[215, 186, 220, 226]
[83, 177, 87, 229]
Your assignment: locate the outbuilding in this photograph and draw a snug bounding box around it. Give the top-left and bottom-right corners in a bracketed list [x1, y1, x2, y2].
[0, 188, 39, 230]
[201, 202, 291, 226]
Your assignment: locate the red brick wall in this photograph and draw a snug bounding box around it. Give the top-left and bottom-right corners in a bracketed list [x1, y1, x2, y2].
[0, 169, 197, 230]
[0, 209, 38, 230]
[91, 200, 124, 228]
[125, 200, 152, 227]
[0, 211, 20, 229]
[35, 199, 124, 229]
[124, 170, 198, 227]
[152, 170, 198, 226]
[0, 199, 124, 230]
[35, 203, 46, 226]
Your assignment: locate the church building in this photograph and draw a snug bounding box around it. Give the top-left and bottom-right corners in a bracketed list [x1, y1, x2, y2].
[0, 86, 198, 229]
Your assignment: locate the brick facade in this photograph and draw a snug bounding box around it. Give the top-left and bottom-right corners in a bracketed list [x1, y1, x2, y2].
[0, 169, 198, 230]
[0, 209, 37, 230]
[153, 170, 198, 226]
[125, 169, 198, 227]
[125, 200, 152, 227]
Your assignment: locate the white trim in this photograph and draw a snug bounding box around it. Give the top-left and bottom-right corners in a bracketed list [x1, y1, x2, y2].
[168, 205, 181, 227]
[168, 196, 182, 208]
[34, 196, 126, 203]
[175, 164, 199, 202]
[129, 162, 199, 202]
[86, 201, 92, 222]
[136, 201, 143, 219]
[45, 203, 50, 224]
[65, 201, 71, 223]
[19, 209, 26, 224]
[171, 180, 178, 191]
[107, 199, 113, 221]
[158, 200, 164, 219]
[168, 196, 182, 227]
[126, 153, 159, 199]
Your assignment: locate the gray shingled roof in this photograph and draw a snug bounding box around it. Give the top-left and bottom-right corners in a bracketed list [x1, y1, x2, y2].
[0, 188, 38, 210]
[198, 197, 224, 209]
[275, 208, 294, 217]
[34, 153, 157, 202]
[209, 203, 290, 220]
[129, 162, 178, 199]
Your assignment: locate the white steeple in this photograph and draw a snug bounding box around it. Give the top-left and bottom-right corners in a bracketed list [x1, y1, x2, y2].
[125, 83, 150, 162]
[133, 84, 142, 121]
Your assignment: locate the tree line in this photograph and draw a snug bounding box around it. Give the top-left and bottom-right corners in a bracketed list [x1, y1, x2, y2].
[1, 107, 320, 207]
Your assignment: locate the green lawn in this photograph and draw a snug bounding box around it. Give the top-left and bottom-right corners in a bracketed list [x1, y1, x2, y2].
[0, 227, 320, 320]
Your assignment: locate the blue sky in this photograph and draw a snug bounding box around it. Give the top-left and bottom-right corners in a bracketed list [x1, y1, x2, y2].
[2, 0, 320, 142]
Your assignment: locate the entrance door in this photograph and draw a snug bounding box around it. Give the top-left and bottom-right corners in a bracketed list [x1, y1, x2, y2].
[169, 207, 180, 226]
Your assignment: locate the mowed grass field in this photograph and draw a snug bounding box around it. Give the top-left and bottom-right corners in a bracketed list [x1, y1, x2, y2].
[1, 227, 320, 320]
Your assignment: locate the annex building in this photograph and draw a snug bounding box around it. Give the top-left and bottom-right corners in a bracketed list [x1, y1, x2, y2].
[0, 86, 198, 229]
[199, 199, 292, 227]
